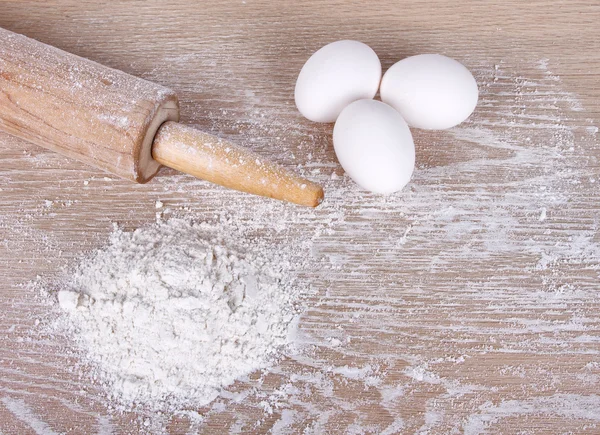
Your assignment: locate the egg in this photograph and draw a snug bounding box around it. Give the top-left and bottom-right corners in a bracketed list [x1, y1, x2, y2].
[333, 99, 415, 194]
[295, 40, 381, 123]
[380, 54, 478, 130]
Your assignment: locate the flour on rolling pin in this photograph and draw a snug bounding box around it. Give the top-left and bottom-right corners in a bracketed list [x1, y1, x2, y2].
[0, 27, 323, 206]
[0, 27, 178, 182]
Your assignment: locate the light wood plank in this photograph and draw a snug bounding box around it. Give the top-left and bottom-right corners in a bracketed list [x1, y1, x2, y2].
[1, 1, 599, 433]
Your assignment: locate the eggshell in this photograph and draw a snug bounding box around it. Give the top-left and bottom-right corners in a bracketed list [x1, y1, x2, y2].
[380, 54, 478, 130]
[333, 99, 415, 194]
[295, 40, 381, 123]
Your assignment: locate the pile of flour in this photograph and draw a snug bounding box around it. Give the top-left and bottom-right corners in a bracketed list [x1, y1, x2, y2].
[54, 218, 301, 411]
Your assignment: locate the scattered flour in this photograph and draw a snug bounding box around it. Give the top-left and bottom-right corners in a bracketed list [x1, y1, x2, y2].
[463, 394, 600, 434]
[52, 218, 302, 411]
[1, 397, 60, 435]
[3, 55, 599, 433]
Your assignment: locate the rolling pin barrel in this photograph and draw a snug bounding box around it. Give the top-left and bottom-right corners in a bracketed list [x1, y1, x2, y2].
[0, 27, 323, 206]
[0, 27, 180, 183]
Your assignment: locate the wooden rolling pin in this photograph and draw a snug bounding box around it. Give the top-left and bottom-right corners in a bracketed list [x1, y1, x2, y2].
[0, 27, 323, 207]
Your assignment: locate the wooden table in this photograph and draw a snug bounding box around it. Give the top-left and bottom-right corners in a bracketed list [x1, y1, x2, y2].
[1, 1, 599, 433]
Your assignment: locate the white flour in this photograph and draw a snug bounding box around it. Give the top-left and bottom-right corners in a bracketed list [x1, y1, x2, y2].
[54, 218, 301, 411]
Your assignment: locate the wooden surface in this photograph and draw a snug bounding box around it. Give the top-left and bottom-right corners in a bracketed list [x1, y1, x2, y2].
[1, 1, 600, 433]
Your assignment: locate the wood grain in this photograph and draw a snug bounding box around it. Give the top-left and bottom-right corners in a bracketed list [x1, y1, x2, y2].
[1, 1, 599, 434]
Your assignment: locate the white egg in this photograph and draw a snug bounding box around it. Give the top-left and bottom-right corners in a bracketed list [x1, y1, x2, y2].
[295, 40, 381, 123]
[380, 54, 478, 130]
[333, 99, 415, 194]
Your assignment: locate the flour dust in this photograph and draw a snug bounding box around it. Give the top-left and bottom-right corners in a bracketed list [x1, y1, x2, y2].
[30, 57, 600, 433]
[48, 218, 305, 412]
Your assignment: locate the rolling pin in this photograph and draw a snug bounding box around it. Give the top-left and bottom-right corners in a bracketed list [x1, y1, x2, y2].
[0, 27, 323, 207]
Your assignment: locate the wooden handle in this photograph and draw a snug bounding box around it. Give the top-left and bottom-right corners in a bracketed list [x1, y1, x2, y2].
[152, 122, 324, 207]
